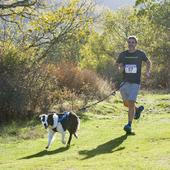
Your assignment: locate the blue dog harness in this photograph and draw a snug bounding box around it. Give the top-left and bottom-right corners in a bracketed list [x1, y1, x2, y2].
[52, 112, 70, 132]
[58, 111, 70, 123]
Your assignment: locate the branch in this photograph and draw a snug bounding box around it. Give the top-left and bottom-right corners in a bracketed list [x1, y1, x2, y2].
[0, 16, 22, 31]
[0, 0, 37, 9]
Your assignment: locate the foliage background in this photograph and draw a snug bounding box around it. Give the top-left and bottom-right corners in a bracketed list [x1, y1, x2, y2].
[0, 0, 169, 122]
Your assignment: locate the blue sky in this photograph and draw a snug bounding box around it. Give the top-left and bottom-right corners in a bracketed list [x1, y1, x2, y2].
[98, 0, 135, 10]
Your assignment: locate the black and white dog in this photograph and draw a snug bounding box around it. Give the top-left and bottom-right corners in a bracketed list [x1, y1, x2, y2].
[39, 111, 80, 149]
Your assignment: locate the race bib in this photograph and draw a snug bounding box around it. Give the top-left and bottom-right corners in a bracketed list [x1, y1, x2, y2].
[125, 64, 137, 73]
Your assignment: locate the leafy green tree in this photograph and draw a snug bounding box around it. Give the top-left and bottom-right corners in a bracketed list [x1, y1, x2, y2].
[25, 0, 94, 63]
[135, 0, 170, 88]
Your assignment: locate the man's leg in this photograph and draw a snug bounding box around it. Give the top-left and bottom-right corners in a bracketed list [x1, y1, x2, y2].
[123, 100, 136, 115]
[120, 82, 139, 133]
[124, 101, 144, 119]
[123, 101, 128, 107]
[128, 101, 135, 123]
[123, 100, 135, 133]
[134, 105, 144, 119]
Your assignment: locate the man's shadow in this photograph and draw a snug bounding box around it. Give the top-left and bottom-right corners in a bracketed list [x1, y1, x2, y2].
[79, 133, 133, 159]
[19, 146, 69, 159]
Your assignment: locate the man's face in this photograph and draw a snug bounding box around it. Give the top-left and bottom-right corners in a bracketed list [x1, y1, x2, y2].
[127, 38, 137, 51]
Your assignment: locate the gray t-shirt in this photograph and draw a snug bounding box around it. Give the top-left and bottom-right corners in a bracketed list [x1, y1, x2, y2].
[116, 50, 148, 84]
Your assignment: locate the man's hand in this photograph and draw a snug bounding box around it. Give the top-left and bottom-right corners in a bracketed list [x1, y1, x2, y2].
[117, 63, 124, 72]
[146, 59, 151, 79]
[146, 71, 150, 78]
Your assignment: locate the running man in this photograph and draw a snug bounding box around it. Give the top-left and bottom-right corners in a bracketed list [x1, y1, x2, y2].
[116, 36, 151, 133]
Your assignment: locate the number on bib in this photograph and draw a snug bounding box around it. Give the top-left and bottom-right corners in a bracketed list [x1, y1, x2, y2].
[125, 64, 137, 73]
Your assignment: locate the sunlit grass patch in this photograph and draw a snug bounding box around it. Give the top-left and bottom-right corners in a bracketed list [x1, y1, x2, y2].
[0, 91, 170, 170]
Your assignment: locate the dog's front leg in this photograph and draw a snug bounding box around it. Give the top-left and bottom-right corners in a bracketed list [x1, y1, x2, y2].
[61, 131, 66, 144]
[57, 123, 66, 145]
[46, 129, 55, 149]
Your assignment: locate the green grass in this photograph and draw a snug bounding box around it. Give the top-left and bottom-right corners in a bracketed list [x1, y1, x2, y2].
[0, 91, 170, 170]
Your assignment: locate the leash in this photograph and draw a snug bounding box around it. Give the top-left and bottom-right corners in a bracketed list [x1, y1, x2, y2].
[78, 81, 125, 112]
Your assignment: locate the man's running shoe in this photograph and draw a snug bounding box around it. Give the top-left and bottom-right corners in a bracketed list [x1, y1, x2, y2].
[123, 124, 132, 134]
[134, 106, 144, 120]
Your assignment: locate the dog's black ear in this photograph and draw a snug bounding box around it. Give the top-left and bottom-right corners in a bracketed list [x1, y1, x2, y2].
[37, 114, 45, 121]
[38, 114, 43, 118]
[47, 114, 53, 126]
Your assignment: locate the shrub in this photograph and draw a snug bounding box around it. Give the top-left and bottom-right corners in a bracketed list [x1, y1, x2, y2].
[0, 47, 112, 123]
[46, 61, 112, 113]
[52, 61, 112, 98]
[0, 45, 54, 122]
[0, 46, 29, 122]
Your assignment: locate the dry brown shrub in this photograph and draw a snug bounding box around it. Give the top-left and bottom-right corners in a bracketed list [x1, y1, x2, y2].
[51, 61, 112, 98]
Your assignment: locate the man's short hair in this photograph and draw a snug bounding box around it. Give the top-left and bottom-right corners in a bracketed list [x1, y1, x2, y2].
[127, 36, 138, 43]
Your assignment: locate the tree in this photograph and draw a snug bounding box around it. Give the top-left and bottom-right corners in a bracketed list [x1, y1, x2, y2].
[135, 0, 170, 28]
[25, 0, 95, 63]
[135, 0, 170, 88]
[0, 0, 38, 9]
[0, 0, 97, 122]
[79, 3, 170, 89]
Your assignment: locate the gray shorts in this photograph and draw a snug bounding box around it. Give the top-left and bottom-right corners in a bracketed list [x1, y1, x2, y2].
[119, 82, 140, 102]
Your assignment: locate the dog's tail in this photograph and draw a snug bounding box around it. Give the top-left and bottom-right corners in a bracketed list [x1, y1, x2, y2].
[69, 112, 80, 138]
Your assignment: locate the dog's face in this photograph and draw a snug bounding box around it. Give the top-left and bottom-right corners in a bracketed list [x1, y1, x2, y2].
[39, 114, 48, 129]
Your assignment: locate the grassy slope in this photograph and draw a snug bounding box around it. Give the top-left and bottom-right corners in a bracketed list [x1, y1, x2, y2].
[0, 91, 170, 170]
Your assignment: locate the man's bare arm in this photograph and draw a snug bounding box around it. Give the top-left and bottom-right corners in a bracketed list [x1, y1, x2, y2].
[146, 59, 152, 78]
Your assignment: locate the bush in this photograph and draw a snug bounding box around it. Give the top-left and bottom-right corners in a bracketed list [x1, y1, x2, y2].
[0, 45, 55, 122]
[52, 61, 112, 98]
[44, 61, 112, 113]
[0, 50, 112, 122]
[0, 46, 30, 122]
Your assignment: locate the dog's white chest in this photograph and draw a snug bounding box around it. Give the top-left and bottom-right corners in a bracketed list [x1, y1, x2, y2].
[52, 114, 58, 128]
[56, 123, 65, 133]
[51, 114, 65, 133]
